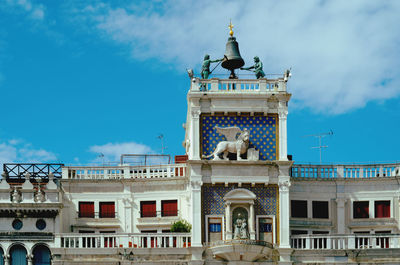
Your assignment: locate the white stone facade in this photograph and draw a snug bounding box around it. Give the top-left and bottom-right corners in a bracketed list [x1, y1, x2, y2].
[1, 75, 400, 264]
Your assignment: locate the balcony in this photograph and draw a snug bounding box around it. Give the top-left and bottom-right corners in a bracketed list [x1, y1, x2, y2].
[55, 233, 191, 249]
[205, 239, 274, 262]
[190, 78, 287, 93]
[77, 211, 117, 218]
[291, 163, 400, 179]
[63, 164, 186, 180]
[140, 210, 178, 218]
[291, 234, 400, 250]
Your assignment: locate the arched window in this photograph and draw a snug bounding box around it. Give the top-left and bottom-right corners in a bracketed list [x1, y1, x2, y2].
[0, 247, 4, 265]
[32, 245, 51, 265]
[10, 244, 27, 265]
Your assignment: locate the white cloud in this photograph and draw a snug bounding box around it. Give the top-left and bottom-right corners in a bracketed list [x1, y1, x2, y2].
[78, 0, 400, 114]
[5, 0, 45, 20]
[0, 140, 57, 170]
[89, 142, 154, 163]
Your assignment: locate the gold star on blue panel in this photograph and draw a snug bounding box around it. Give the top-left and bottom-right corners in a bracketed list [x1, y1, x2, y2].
[202, 185, 278, 216]
[201, 115, 278, 160]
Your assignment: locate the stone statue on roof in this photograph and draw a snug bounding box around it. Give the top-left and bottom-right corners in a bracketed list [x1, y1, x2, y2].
[201, 54, 224, 79]
[241, 56, 265, 79]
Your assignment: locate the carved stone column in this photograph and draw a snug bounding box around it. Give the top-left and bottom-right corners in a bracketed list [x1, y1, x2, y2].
[27, 255, 33, 265]
[191, 180, 203, 246]
[225, 202, 232, 239]
[278, 178, 291, 248]
[249, 202, 255, 240]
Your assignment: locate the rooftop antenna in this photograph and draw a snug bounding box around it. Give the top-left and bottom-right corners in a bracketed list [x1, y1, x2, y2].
[303, 130, 334, 164]
[157, 134, 167, 154]
[98, 153, 105, 166]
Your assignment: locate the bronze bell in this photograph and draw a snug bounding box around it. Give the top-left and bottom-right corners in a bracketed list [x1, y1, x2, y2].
[221, 36, 245, 79]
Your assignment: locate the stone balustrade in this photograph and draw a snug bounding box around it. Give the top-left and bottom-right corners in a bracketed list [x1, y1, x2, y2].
[291, 163, 400, 178]
[63, 164, 187, 180]
[291, 233, 400, 250]
[55, 233, 191, 249]
[191, 78, 287, 92]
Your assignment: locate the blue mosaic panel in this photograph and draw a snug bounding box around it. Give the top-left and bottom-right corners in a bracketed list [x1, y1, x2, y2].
[201, 115, 278, 161]
[202, 185, 278, 216]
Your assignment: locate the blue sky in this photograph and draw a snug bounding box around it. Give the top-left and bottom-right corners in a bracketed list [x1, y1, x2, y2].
[0, 0, 399, 166]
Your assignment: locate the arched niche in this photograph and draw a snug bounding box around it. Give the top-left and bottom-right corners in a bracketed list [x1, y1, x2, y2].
[32, 244, 51, 265]
[0, 246, 4, 265]
[9, 244, 27, 265]
[223, 188, 257, 240]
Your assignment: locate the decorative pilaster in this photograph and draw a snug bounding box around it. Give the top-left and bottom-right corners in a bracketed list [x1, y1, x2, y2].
[191, 109, 201, 160]
[191, 180, 203, 246]
[336, 198, 346, 234]
[225, 202, 232, 239]
[278, 106, 288, 161]
[249, 202, 255, 240]
[278, 177, 291, 248]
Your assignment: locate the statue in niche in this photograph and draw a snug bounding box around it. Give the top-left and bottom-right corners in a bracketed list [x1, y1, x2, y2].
[203, 126, 249, 161]
[233, 213, 249, 239]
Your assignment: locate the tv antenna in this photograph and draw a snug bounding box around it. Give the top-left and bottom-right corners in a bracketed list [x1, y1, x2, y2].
[303, 130, 333, 164]
[157, 134, 167, 154]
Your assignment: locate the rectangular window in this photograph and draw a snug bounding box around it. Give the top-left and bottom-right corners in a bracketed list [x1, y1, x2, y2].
[140, 201, 156, 217]
[99, 202, 115, 218]
[312, 231, 329, 249]
[312, 201, 329, 219]
[258, 217, 273, 243]
[375, 201, 390, 218]
[353, 201, 369, 218]
[79, 202, 94, 218]
[161, 200, 178, 217]
[354, 231, 370, 249]
[141, 230, 157, 248]
[375, 230, 391, 248]
[208, 217, 222, 242]
[291, 230, 307, 249]
[291, 200, 307, 218]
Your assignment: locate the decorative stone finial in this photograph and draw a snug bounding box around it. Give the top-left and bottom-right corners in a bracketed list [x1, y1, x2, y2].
[228, 20, 234, 37]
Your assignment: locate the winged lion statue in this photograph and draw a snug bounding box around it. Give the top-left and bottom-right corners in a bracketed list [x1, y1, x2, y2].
[203, 126, 250, 160]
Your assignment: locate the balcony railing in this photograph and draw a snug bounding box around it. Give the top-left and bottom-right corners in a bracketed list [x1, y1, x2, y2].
[190, 78, 287, 93]
[291, 234, 400, 250]
[140, 210, 179, 218]
[64, 164, 186, 180]
[291, 163, 400, 179]
[55, 233, 191, 249]
[77, 211, 117, 218]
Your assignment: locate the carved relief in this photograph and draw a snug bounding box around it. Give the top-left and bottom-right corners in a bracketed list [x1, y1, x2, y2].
[202, 126, 250, 161]
[278, 180, 291, 192]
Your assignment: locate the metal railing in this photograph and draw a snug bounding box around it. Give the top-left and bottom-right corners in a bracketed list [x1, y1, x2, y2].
[291, 163, 400, 178]
[191, 78, 287, 93]
[77, 211, 117, 218]
[55, 233, 191, 249]
[291, 234, 399, 250]
[64, 164, 186, 180]
[139, 210, 179, 218]
[2, 163, 64, 182]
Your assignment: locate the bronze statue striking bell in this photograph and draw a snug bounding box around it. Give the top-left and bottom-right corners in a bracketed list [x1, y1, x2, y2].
[221, 36, 245, 79]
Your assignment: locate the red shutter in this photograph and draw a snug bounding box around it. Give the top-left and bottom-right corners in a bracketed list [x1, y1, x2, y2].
[79, 202, 94, 218]
[376, 201, 390, 218]
[162, 200, 177, 216]
[141, 201, 156, 217]
[100, 202, 115, 218]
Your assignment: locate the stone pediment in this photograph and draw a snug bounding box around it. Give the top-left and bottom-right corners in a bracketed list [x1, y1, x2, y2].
[223, 188, 256, 201]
